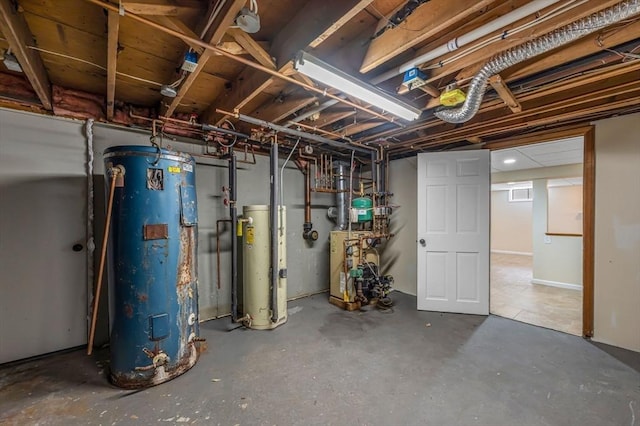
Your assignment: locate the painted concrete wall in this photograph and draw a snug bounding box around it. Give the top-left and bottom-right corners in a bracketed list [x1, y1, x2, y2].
[593, 113, 640, 352]
[531, 179, 583, 288]
[0, 109, 88, 363]
[91, 124, 335, 329]
[491, 190, 533, 254]
[380, 157, 418, 296]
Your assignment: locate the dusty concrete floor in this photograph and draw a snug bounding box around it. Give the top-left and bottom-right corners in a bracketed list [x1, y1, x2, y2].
[1, 292, 638, 426]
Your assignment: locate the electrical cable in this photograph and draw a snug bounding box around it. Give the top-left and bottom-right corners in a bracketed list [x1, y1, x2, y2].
[216, 120, 238, 148]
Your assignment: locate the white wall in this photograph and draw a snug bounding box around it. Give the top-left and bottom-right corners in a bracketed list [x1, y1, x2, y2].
[593, 113, 640, 352]
[531, 179, 583, 288]
[491, 190, 533, 254]
[380, 157, 418, 295]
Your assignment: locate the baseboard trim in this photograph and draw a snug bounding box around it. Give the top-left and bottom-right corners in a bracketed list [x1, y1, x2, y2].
[491, 250, 533, 256]
[532, 278, 582, 291]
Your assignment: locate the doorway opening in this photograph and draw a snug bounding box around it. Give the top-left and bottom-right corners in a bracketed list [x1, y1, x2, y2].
[489, 137, 584, 336]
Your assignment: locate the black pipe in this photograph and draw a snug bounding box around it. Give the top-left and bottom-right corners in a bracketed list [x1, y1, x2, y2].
[229, 151, 238, 322]
[233, 112, 373, 154]
[379, 149, 387, 194]
[270, 140, 279, 323]
[371, 150, 378, 192]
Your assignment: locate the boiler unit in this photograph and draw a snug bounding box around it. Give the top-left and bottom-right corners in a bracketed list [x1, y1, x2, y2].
[242, 205, 287, 329]
[329, 231, 393, 310]
[104, 145, 200, 389]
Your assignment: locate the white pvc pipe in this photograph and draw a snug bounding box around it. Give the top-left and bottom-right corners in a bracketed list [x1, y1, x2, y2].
[371, 0, 563, 84]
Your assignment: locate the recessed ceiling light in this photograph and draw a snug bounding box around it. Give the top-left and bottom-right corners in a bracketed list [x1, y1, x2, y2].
[503, 158, 516, 164]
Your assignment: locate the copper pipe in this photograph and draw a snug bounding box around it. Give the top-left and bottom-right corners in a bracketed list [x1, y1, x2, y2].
[83, 0, 403, 125]
[289, 121, 351, 141]
[87, 167, 120, 355]
[216, 219, 232, 290]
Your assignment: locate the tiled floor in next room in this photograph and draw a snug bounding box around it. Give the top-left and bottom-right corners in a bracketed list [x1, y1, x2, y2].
[490, 253, 582, 336]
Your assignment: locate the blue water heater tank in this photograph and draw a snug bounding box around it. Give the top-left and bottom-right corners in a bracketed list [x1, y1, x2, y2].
[104, 145, 199, 389]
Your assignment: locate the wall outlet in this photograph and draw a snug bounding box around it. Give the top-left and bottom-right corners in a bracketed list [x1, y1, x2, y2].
[544, 235, 552, 244]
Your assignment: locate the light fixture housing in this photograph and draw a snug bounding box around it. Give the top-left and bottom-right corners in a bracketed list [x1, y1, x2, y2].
[2, 50, 22, 73]
[294, 51, 421, 121]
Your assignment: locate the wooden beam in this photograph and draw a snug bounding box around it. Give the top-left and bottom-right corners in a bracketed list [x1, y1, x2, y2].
[0, 0, 52, 109]
[204, 0, 373, 124]
[360, 0, 495, 73]
[160, 0, 245, 117]
[106, 11, 119, 120]
[483, 124, 593, 150]
[123, 0, 202, 16]
[308, 0, 373, 48]
[488, 74, 521, 113]
[227, 28, 275, 69]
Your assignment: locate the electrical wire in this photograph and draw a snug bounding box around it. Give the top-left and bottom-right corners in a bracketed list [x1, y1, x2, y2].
[26, 45, 165, 87]
[216, 120, 238, 148]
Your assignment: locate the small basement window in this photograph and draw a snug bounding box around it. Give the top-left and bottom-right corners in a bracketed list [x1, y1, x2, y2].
[509, 187, 533, 202]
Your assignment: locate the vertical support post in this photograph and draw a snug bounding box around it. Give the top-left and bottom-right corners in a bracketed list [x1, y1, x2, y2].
[229, 151, 238, 322]
[270, 138, 279, 322]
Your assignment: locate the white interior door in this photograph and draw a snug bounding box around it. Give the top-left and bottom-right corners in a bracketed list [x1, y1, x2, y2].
[0, 110, 87, 363]
[417, 151, 490, 315]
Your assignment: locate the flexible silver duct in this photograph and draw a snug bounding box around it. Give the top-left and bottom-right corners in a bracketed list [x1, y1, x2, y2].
[434, 0, 640, 123]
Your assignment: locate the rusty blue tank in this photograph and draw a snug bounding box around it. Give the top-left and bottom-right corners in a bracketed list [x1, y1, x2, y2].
[104, 145, 199, 389]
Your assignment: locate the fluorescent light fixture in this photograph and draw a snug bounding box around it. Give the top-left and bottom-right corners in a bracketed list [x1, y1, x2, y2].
[294, 51, 421, 121]
[503, 158, 516, 164]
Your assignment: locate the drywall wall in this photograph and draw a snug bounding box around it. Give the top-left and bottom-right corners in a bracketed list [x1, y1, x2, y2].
[547, 184, 583, 235]
[0, 109, 88, 363]
[91, 124, 335, 330]
[380, 157, 418, 296]
[593, 113, 640, 352]
[491, 190, 533, 254]
[532, 179, 583, 288]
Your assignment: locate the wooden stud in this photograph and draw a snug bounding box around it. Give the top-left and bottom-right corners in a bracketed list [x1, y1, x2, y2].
[488, 74, 522, 113]
[360, 0, 495, 73]
[106, 11, 120, 121]
[0, 0, 52, 110]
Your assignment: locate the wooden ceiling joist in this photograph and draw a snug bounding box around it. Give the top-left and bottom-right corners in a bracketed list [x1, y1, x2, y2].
[359, 0, 496, 73]
[227, 28, 275, 69]
[122, 0, 201, 16]
[204, 0, 374, 125]
[0, 0, 52, 110]
[427, 0, 626, 85]
[252, 94, 317, 124]
[488, 74, 521, 113]
[154, 16, 204, 54]
[106, 11, 120, 120]
[160, 0, 245, 117]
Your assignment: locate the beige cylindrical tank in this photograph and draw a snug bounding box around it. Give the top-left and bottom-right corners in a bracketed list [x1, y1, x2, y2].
[242, 205, 287, 330]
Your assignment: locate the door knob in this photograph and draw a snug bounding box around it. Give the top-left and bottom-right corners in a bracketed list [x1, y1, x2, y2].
[419, 239, 426, 246]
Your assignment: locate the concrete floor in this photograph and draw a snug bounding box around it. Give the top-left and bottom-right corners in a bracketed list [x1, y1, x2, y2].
[1, 292, 638, 426]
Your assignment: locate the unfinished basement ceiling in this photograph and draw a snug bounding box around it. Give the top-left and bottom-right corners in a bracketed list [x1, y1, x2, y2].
[0, 0, 639, 158]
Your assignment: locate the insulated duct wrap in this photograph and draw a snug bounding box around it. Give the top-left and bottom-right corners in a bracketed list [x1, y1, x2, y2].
[434, 0, 640, 123]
